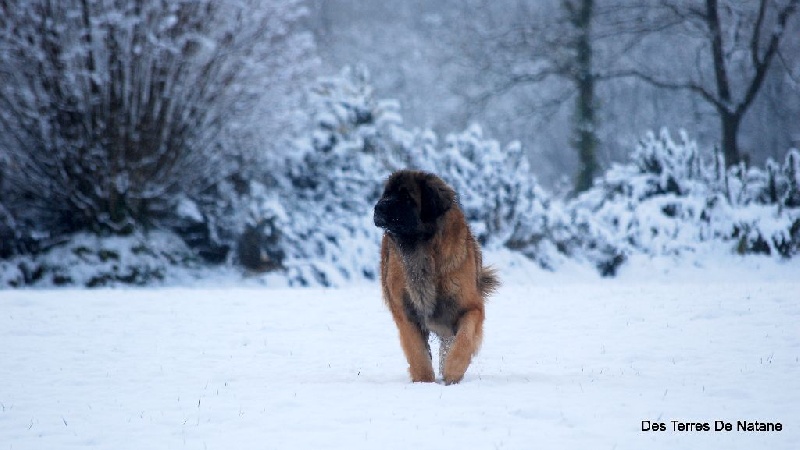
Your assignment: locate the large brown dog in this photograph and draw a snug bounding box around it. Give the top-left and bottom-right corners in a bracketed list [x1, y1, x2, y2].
[374, 170, 499, 384]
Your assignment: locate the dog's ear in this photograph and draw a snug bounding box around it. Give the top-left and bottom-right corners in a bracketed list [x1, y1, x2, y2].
[419, 176, 453, 223]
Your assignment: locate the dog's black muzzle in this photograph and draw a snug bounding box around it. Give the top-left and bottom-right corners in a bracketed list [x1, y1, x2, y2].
[374, 199, 391, 228]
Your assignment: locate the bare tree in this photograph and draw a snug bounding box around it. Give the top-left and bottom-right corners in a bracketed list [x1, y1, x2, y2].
[448, 0, 632, 193]
[617, 0, 800, 167]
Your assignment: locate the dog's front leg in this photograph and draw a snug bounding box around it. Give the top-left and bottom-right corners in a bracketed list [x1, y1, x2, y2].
[389, 306, 435, 382]
[442, 306, 484, 385]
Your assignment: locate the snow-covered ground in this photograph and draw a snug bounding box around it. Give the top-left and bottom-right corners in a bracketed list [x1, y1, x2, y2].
[1, 254, 798, 449]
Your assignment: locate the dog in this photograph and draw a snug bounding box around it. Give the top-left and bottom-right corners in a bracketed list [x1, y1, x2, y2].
[374, 170, 498, 384]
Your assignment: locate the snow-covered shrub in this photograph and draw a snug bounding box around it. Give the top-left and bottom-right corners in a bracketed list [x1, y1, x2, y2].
[714, 149, 800, 256]
[782, 150, 800, 208]
[728, 207, 800, 257]
[757, 149, 800, 208]
[714, 148, 800, 209]
[558, 131, 708, 274]
[269, 68, 398, 285]
[0, 0, 315, 244]
[630, 130, 704, 197]
[568, 130, 800, 265]
[162, 172, 288, 268]
[0, 232, 201, 288]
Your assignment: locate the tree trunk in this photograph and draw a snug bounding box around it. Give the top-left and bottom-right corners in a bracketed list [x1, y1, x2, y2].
[575, 76, 598, 192]
[571, 0, 599, 193]
[720, 110, 742, 167]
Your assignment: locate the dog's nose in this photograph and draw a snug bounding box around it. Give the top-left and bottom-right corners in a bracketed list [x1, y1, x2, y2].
[374, 200, 389, 227]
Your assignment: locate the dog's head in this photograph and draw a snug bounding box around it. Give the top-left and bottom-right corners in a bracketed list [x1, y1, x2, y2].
[374, 170, 455, 238]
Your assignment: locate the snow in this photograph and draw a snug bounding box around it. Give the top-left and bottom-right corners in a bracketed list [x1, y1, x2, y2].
[176, 198, 204, 223]
[2, 256, 798, 449]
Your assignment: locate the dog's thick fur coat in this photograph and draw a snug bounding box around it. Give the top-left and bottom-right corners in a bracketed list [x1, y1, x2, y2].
[374, 170, 499, 384]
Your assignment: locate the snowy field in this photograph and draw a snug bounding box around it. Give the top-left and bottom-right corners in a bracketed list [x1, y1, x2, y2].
[1, 254, 799, 449]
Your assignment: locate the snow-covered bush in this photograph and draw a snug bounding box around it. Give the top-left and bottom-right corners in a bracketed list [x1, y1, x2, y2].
[713, 149, 800, 256]
[161, 172, 288, 268]
[572, 131, 709, 255]
[267, 68, 397, 285]
[782, 150, 800, 208]
[567, 130, 800, 266]
[728, 149, 800, 208]
[0, 232, 202, 288]
[0, 0, 315, 247]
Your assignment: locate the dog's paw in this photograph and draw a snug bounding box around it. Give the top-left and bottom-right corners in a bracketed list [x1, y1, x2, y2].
[442, 374, 463, 385]
[409, 367, 435, 383]
[411, 375, 436, 383]
[442, 366, 465, 385]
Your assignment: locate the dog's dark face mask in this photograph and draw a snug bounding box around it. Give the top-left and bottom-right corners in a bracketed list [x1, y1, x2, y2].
[374, 171, 452, 241]
[373, 182, 420, 236]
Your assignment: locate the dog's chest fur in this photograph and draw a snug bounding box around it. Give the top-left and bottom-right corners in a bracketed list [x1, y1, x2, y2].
[401, 247, 436, 314]
[400, 246, 460, 338]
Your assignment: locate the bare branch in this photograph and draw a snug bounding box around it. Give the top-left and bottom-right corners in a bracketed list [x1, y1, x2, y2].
[737, 0, 800, 116]
[603, 69, 724, 111]
[751, 0, 768, 66]
[463, 69, 565, 111]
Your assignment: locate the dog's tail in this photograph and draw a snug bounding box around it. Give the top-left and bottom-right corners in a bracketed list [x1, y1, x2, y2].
[479, 266, 500, 298]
